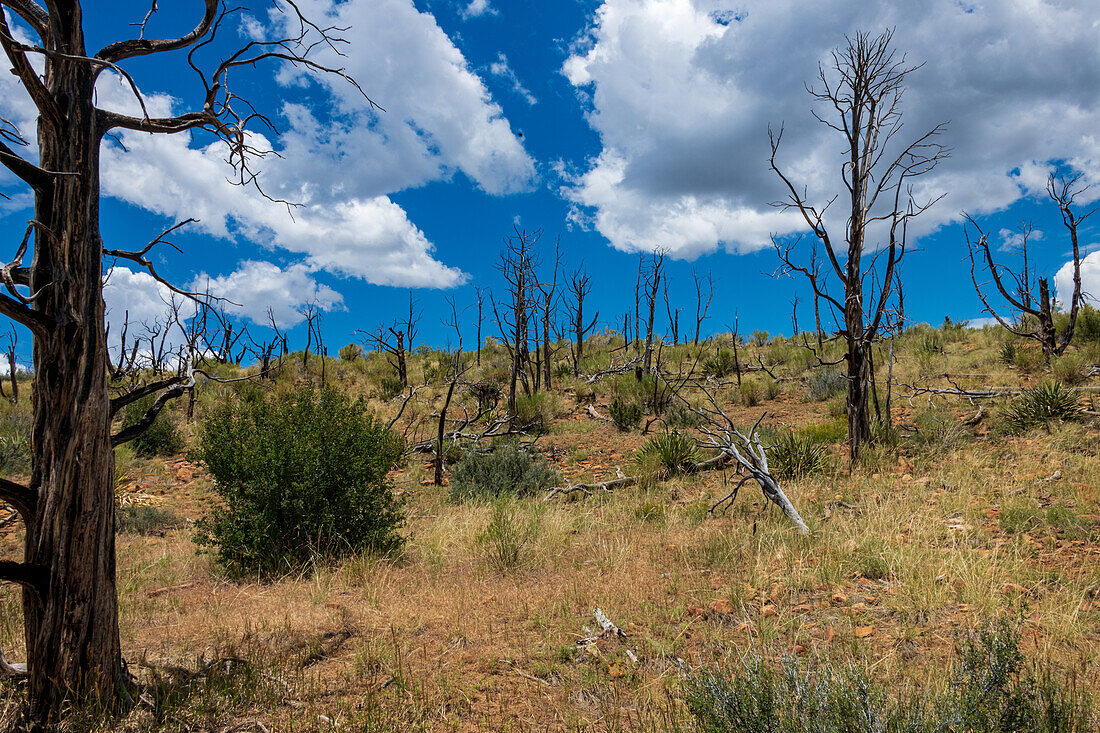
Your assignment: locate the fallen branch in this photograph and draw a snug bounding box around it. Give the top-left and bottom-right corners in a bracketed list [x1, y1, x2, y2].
[545, 452, 730, 500]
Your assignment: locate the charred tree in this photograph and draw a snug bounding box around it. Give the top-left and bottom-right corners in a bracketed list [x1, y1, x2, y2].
[965, 175, 1090, 361]
[770, 29, 947, 464]
[0, 2, 372, 725]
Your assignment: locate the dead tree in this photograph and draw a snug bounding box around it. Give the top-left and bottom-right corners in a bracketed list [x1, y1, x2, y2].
[3, 327, 17, 403]
[474, 286, 485, 365]
[493, 227, 539, 421]
[663, 277, 680, 346]
[692, 268, 714, 346]
[770, 29, 948, 463]
[641, 249, 666, 375]
[566, 265, 598, 376]
[698, 411, 809, 535]
[965, 174, 1091, 361]
[0, 2, 374, 725]
[536, 237, 561, 391]
[364, 324, 409, 387]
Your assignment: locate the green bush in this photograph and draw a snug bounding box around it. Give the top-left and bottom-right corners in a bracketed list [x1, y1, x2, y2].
[686, 618, 1092, 733]
[1004, 381, 1083, 433]
[122, 395, 184, 458]
[195, 385, 404, 578]
[806, 368, 846, 401]
[702, 349, 738, 378]
[1073, 304, 1100, 344]
[338, 343, 362, 362]
[636, 430, 698, 474]
[449, 443, 561, 503]
[609, 397, 643, 431]
[738, 378, 765, 406]
[664, 401, 703, 428]
[750, 329, 769, 347]
[514, 392, 554, 432]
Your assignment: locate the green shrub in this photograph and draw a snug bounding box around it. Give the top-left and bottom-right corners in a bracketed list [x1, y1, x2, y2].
[609, 397, 643, 431]
[664, 401, 703, 428]
[685, 618, 1092, 733]
[767, 429, 829, 480]
[1074, 304, 1100, 344]
[122, 395, 184, 457]
[999, 341, 1019, 365]
[1004, 381, 1083, 433]
[702, 349, 738, 378]
[338, 343, 362, 362]
[738, 378, 765, 406]
[449, 443, 561, 502]
[750, 329, 769, 347]
[469, 380, 502, 413]
[636, 430, 698, 474]
[378, 373, 404, 400]
[514, 392, 554, 432]
[476, 498, 539, 572]
[0, 408, 31, 475]
[806, 368, 846, 401]
[195, 385, 404, 578]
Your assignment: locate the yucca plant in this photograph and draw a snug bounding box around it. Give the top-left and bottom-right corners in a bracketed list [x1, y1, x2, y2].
[1004, 381, 1083, 432]
[636, 430, 699, 474]
[767, 428, 829, 480]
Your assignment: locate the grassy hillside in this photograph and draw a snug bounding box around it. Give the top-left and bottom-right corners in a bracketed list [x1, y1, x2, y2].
[2, 321, 1099, 731]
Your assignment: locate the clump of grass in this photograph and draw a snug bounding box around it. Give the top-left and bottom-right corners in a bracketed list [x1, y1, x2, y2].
[685, 617, 1093, 733]
[449, 443, 561, 502]
[476, 499, 539, 572]
[1004, 381, 1083, 433]
[1050, 353, 1089, 386]
[609, 397, 643, 431]
[115, 504, 183, 536]
[0, 409, 31, 475]
[635, 430, 698, 474]
[766, 428, 829, 480]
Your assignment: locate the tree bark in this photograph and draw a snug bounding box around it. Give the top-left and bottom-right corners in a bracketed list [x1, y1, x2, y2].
[23, 21, 126, 725]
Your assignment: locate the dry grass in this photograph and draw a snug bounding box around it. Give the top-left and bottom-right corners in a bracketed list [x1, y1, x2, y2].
[1, 328, 1099, 731]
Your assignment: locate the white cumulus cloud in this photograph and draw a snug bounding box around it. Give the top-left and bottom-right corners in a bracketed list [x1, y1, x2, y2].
[562, 0, 1100, 258]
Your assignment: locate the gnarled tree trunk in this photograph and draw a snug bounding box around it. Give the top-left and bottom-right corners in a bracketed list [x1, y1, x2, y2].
[25, 17, 125, 726]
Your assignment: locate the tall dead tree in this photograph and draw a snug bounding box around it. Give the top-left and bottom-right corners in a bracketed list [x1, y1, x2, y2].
[965, 174, 1091, 360]
[493, 227, 539, 421]
[0, 1, 372, 726]
[364, 324, 409, 387]
[770, 29, 947, 463]
[3, 327, 18, 403]
[536, 237, 561, 391]
[641, 249, 665, 375]
[692, 267, 714, 346]
[663, 277, 680, 345]
[566, 265, 598, 376]
[474, 286, 485, 365]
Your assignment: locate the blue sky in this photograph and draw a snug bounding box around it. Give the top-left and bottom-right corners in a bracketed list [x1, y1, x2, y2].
[2, 0, 1100, 357]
